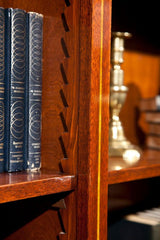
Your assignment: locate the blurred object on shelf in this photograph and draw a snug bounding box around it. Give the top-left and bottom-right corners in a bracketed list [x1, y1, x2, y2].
[109, 31, 141, 162]
[108, 207, 160, 240]
[140, 95, 160, 112]
[140, 95, 160, 150]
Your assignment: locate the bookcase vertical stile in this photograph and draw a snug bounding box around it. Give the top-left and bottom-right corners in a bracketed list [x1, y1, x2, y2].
[77, 0, 111, 239]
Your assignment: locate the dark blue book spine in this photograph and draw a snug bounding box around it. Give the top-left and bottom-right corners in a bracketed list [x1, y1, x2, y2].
[24, 12, 43, 171]
[4, 8, 26, 172]
[0, 7, 5, 172]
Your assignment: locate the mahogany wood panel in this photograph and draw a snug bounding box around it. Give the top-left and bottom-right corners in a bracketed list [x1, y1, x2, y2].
[0, 170, 76, 203]
[109, 150, 160, 184]
[59, 233, 68, 240]
[119, 51, 160, 146]
[58, 2, 78, 240]
[78, 0, 111, 239]
[123, 51, 160, 98]
[59, 190, 77, 240]
[4, 210, 61, 240]
[0, 199, 63, 240]
[59, 0, 79, 175]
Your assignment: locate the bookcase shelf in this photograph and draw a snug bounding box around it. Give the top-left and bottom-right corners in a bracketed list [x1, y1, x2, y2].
[0, 170, 76, 204]
[109, 150, 160, 185]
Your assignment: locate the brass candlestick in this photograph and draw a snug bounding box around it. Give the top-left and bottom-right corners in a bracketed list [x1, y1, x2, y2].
[109, 32, 141, 164]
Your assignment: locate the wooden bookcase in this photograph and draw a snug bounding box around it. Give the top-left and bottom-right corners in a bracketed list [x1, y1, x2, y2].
[0, 0, 111, 239]
[0, 0, 159, 239]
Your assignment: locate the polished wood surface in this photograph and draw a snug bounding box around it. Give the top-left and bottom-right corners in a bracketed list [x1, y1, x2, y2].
[120, 51, 160, 146]
[109, 150, 160, 184]
[124, 51, 160, 98]
[77, 0, 111, 239]
[0, 170, 76, 204]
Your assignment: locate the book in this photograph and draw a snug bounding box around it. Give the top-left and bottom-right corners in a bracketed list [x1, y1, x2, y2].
[108, 211, 160, 240]
[147, 123, 160, 136]
[4, 8, 26, 172]
[146, 135, 160, 150]
[140, 95, 160, 111]
[0, 7, 5, 172]
[145, 112, 160, 123]
[138, 209, 160, 221]
[24, 12, 43, 171]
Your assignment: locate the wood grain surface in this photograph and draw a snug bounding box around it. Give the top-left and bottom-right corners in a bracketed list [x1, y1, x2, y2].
[109, 150, 160, 184]
[0, 170, 76, 204]
[77, 0, 111, 239]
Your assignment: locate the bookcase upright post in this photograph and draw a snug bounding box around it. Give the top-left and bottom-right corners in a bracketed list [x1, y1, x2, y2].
[77, 0, 111, 239]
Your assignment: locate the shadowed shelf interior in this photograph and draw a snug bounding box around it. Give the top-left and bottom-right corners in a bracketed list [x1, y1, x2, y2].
[109, 1, 160, 239]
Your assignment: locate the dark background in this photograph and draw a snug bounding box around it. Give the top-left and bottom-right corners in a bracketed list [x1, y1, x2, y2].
[112, 0, 160, 54]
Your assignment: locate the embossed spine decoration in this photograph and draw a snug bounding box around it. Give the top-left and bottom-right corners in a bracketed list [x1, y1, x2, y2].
[4, 8, 26, 172]
[0, 7, 5, 172]
[24, 12, 43, 171]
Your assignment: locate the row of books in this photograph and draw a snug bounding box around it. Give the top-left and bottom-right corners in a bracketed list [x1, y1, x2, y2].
[108, 207, 160, 240]
[140, 95, 160, 150]
[0, 7, 43, 172]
